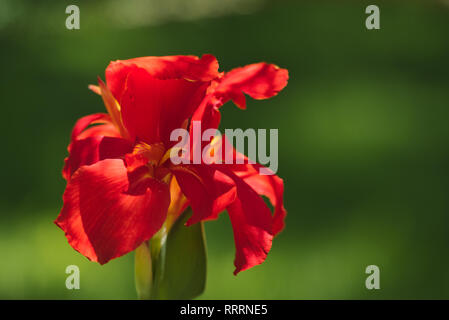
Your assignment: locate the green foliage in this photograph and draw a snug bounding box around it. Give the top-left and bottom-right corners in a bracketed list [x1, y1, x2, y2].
[134, 241, 153, 300]
[136, 209, 207, 300]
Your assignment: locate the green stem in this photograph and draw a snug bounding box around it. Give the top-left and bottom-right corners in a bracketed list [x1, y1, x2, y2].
[134, 208, 198, 299]
[134, 220, 170, 299]
[134, 241, 152, 300]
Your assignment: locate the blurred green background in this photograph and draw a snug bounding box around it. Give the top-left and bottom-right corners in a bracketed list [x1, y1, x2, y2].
[1, 0, 449, 299]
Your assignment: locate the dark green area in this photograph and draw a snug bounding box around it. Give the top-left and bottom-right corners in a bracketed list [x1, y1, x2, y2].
[151, 209, 207, 300]
[1, 0, 449, 299]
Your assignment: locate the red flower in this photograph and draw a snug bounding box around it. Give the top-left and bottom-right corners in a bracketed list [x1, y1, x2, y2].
[56, 54, 288, 274]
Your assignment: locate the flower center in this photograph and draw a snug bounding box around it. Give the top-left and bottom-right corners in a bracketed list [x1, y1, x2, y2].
[125, 142, 173, 185]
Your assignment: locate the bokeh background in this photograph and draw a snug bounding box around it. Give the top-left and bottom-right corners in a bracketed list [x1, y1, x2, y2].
[1, 0, 449, 299]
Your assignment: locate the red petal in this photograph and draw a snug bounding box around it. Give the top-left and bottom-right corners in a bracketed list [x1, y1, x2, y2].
[106, 54, 219, 102]
[175, 162, 281, 274]
[76, 123, 120, 141]
[236, 165, 286, 235]
[56, 159, 170, 264]
[218, 137, 287, 235]
[70, 113, 113, 142]
[191, 63, 288, 131]
[63, 136, 133, 181]
[190, 98, 221, 134]
[64, 114, 131, 181]
[172, 151, 284, 275]
[203, 136, 286, 273]
[223, 169, 274, 275]
[119, 67, 209, 145]
[215, 63, 289, 108]
[172, 165, 236, 226]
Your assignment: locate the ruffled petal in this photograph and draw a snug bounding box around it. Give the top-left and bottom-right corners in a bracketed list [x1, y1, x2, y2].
[172, 165, 236, 226]
[233, 163, 286, 235]
[69, 113, 114, 142]
[197, 135, 286, 273]
[190, 98, 222, 135]
[172, 157, 284, 274]
[56, 159, 170, 264]
[106, 54, 219, 102]
[218, 139, 286, 235]
[76, 123, 120, 141]
[191, 62, 288, 132]
[215, 63, 289, 109]
[119, 67, 209, 145]
[221, 169, 274, 275]
[63, 113, 131, 181]
[63, 136, 133, 181]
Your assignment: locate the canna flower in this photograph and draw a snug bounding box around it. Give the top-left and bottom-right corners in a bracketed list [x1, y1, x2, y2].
[56, 54, 288, 276]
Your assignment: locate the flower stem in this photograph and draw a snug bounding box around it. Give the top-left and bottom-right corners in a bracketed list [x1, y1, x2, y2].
[134, 222, 169, 299]
[134, 208, 192, 299]
[134, 241, 152, 300]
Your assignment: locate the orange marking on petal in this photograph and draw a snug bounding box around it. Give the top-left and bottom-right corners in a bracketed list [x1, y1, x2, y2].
[97, 77, 130, 140]
[170, 165, 204, 184]
[88, 84, 101, 95]
[165, 176, 188, 230]
[132, 142, 165, 166]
